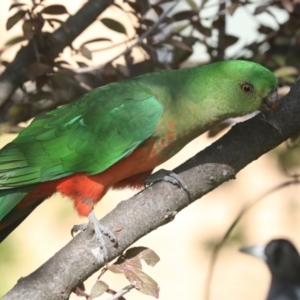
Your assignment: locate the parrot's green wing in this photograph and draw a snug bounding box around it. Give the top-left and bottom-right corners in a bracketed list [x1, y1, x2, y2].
[0, 81, 162, 187]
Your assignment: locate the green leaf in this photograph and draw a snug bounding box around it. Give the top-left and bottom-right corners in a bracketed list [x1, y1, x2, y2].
[271, 55, 285, 67]
[100, 18, 127, 35]
[140, 248, 160, 267]
[127, 0, 150, 15]
[172, 36, 198, 65]
[172, 22, 190, 33]
[212, 19, 224, 29]
[125, 266, 159, 298]
[76, 60, 88, 68]
[140, 44, 158, 61]
[90, 281, 108, 299]
[228, 2, 239, 15]
[9, 3, 26, 11]
[41, 5, 68, 15]
[4, 36, 26, 47]
[199, 0, 209, 9]
[136, 0, 150, 15]
[224, 34, 239, 47]
[81, 38, 111, 47]
[254, 5, 268, 15]
[156, 0, 175, 4]
[167, 38, 193, 52]
[1, 60, 10, 67]
[6, 10, 26, 30]
[80, 45, 92, 60]
[274, 66, 299, 78]
[258, 24, 273, 34]
[192, 20, 211, 37]
[186, 0, 198, 11]
[173, 10, 196, 21]
[45, 18, 64, 28]
[151, 4, 163, 16]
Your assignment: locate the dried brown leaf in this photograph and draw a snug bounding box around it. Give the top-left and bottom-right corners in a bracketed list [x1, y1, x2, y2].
[125, 266, 159, 298]
[281, 0, 294, 12]
[139, 248, 160, 267]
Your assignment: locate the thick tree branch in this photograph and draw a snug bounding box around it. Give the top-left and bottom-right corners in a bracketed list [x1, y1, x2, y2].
[0, 0, 113, 110]
[2, 79, 300, 300]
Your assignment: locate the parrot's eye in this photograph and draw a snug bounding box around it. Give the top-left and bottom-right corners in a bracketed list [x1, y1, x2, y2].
[241, 84, 253, 94]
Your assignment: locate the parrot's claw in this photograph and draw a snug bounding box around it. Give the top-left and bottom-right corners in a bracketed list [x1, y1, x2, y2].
[71, 223, 89, 236]
[71, 210, 117, 261]
[144, 169, 192, 200]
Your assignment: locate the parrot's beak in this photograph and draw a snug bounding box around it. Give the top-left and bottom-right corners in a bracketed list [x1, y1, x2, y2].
[239, 244, 267, 262]
[260, 89, 279, 111]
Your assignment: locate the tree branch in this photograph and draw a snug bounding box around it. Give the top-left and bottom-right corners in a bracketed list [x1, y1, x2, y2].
[2, 79, 300, 300]
[0, 0, 113, 111]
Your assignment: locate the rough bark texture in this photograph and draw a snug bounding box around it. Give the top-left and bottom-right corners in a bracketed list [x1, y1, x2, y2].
[2, 79, 300, 300]
[0, 0, 113, 110]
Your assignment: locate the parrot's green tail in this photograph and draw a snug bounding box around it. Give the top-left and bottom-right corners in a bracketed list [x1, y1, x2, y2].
[0, 185, 38, 242]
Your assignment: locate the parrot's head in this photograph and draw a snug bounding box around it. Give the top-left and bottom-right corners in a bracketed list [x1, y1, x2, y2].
[203, 60, 279, 118]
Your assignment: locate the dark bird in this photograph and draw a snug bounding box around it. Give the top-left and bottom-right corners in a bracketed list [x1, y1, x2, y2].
[240, 239, 300, 300]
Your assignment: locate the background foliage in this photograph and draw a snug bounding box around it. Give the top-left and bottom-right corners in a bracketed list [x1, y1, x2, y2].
[1, 0, 299, 126]
[1, 0, 300, 299]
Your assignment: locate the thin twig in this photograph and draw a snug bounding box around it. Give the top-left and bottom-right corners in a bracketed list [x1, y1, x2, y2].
[106, 284, 135, 300]
[90, 37, 136, 53]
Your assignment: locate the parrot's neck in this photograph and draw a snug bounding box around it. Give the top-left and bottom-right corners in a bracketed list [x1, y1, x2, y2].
[139, 68, 227, 145]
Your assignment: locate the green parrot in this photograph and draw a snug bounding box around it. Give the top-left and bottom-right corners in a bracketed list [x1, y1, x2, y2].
[0, 60, 278, 256]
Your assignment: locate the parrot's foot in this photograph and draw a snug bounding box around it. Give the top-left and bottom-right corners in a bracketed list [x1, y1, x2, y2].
[144, 169, 192, 200]
[71, 210, 117, 261]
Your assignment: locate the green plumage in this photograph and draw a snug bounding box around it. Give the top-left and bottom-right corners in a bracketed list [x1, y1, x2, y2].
[0, 83, 162, 186]
[0, 60, 278, 240]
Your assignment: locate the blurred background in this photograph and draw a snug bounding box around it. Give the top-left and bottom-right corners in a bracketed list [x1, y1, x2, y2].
[0, 0, 300, 299]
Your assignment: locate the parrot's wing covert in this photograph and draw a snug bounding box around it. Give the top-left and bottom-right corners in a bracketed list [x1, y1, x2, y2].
[0, 82, 162, 188]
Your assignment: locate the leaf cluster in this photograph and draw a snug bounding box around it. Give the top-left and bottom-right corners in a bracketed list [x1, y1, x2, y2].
[0, 0, 299, 126]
